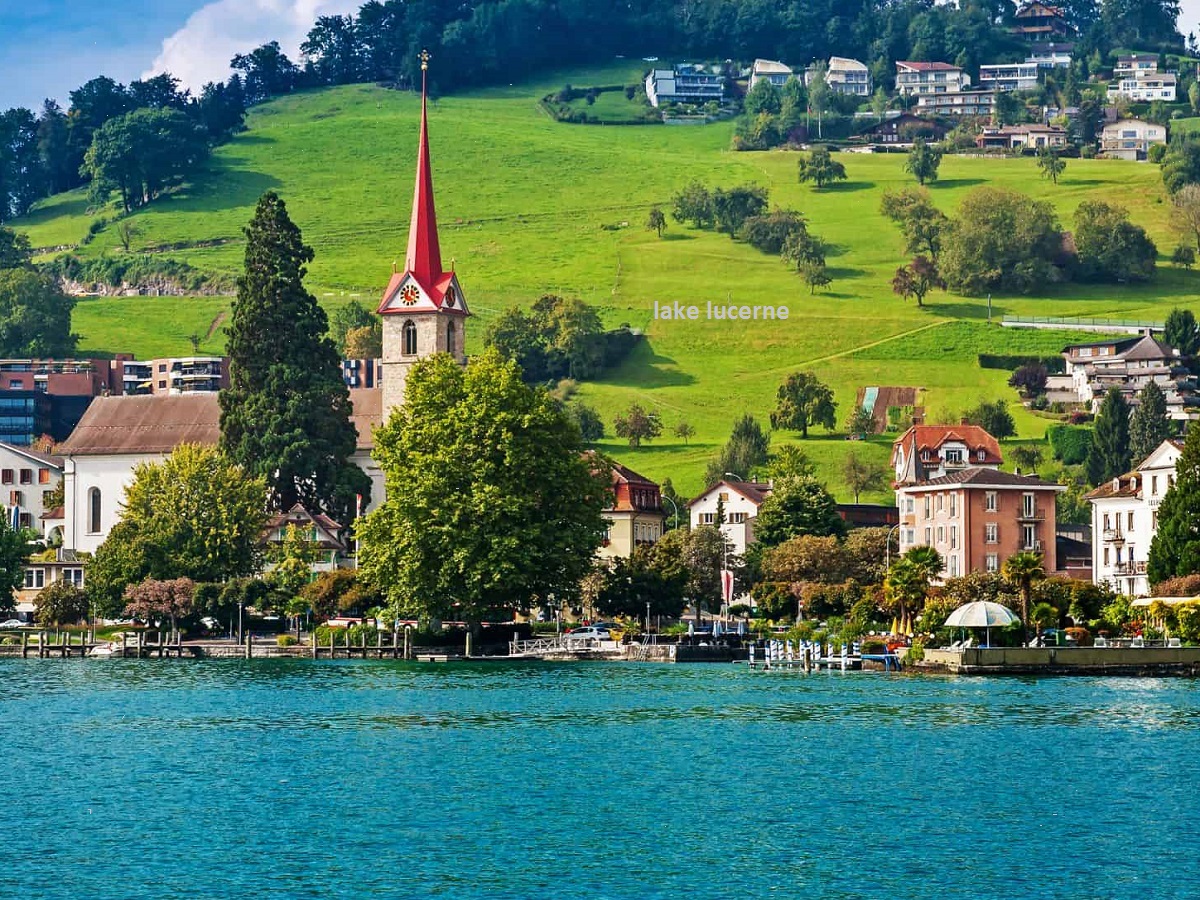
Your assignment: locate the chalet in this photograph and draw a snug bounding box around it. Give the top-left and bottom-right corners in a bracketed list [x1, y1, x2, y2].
[891, 423, 1003, 486]
[975, 124, 1067, 150]
[857, 112, 946, 145]
[264, 504, 350, 574]
[1100, 118, 1167, 161]
[1011, 3, 1073, 41]
[599, 462, 666, 560]
[895, 61, 969, 96]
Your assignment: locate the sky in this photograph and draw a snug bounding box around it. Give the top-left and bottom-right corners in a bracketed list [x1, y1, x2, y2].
[2, 0, 1200, 111]
[0, 0, 358, 110]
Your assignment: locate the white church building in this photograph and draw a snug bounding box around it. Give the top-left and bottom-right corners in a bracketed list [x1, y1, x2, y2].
[56, 54, 467, 558]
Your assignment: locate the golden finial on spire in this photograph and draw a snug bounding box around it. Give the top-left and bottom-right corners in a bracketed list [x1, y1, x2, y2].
[420, 49, 431, 71]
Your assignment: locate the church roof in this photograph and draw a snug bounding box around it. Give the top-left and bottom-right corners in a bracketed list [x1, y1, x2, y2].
[59, 391, 380, 456]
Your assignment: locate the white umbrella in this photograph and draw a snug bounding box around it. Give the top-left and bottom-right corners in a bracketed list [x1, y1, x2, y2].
[943, 601, 1020, 648]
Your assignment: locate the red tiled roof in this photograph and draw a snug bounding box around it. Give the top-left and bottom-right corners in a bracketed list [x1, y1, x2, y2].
[891, 424, 1003, 465]
[897, 61, 960, 72]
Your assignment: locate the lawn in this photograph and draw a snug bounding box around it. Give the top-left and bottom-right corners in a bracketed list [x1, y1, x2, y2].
[13, 66, 1200, 499]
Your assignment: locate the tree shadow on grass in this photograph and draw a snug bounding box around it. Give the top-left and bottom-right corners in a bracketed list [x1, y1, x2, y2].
[659, 232, 696, 241]
[929, 178, 986, 189]
[165, 168, 284, 215]
[826, 265, 868, 280]
[926, 300, 1005, 320]
[600, 341, 697, 388]
[823, 180, 876, 193]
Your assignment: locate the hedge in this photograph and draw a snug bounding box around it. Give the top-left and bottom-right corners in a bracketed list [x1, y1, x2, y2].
[1047, 424, 1093, 465]
[978, 353, 1065, 374]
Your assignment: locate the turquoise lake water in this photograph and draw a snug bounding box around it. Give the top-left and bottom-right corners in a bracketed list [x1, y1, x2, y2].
[3, 660, 1199, 899]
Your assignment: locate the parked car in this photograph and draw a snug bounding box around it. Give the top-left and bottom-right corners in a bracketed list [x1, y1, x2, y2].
[566, 625, 611, 641]
[0, 619, 23, 628]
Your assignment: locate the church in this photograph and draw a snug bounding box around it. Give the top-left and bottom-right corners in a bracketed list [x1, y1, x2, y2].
[55, 54, 467, 555]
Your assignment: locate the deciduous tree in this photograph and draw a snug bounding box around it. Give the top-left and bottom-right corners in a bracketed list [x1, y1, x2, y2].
[34, 581, 87, 626]
[891, 255, 943, 307]
[614, 403, 661, 448]
[797, 146, 846, 190]
[1037, 147, 1066, 184]
[646, 205, 666, 237]
[770, 371, 837, 438]
[842, 451, 886, 502]
[904, 137, 942, 185]
[754, 476, 846, 547]
[1073, 200, 1156, 283]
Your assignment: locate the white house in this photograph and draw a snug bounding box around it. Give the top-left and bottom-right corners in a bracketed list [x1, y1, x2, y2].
[895, 61, 969, 96]
[687, 480, 773, 555]
[979, 62, 1040, 92]
[0, 442, 62, 533]
[1026, 45, 1073, 69]
[810, 57, 871, 96]
[1088, 439, 1183, 597]
[1061, 333, 1196, 419]
[916, 90, 996, 117]
[1100, 118, 1168, 160]
[750, 59, 793, 89]
[1107, 72, 1176, 103]
[1114, 54, 1159, 78]
[645, 65, 724, 107]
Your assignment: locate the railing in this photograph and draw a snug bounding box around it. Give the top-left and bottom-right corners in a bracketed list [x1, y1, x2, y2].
[1102, 529, 1125, 543]
[1114, 560, 1147, 576]
[508, 635, 601, 657]
[1018, 507, 1045, 521]
[1002, 315, 1160, 330]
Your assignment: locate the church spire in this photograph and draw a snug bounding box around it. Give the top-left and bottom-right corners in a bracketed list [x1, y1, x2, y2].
[406, 49, 442, 288]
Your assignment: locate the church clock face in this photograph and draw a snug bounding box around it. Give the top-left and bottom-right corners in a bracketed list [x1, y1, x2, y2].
[399, 283, 420, 306]
[444, 286, 456, 308]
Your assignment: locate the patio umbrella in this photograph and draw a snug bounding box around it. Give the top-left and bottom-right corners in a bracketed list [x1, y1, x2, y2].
[944, 601, 1020, 648]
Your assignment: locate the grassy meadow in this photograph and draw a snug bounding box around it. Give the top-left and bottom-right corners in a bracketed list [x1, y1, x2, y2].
[15, 61, 1200, 499]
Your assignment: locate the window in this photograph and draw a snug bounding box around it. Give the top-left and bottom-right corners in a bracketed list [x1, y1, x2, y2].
[718, 492, 729, 501]
[944, 449, 963, 464]
[19, 469, 31, 485]
[948, 555, 959, 577]
[936, 526, 945, 544]
[1127, 511, 1134, 530]
[402, 320, 418, 356]
[699, 513, 715, 525]
[9, 491, 22, 506]
[1103, 513, 1111, 531]
[0, 470, 10, 485]
[1022, 524, 1037, 550]
[87, 487, 101, 534]
[903, 528, 915, 545]
[985, 492, 997, 512]
[60, 568, 84, 587]
[949, 494, 957, 517]
[936, 494, 944, 512]
[24, 568, 44, 589]
[924, 496, 931, 519]
[986, 554, 999, 573]
[950, 526, 958, 550]
[985, 523, 998, 544]
[446, 320, 456, 356]
[18, 513, 30, 528]
[924, 526, 932, 545]
[38, 468, 49, 484]
[1103, 547, 1111, 566]
[1022, 493, 1036, 518]
[904, 498, 914, 514]
[42, 490, 55, 507]
[730, 512, 747, 524]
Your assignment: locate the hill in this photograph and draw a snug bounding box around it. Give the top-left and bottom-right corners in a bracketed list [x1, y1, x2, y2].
[13, 64, 1200, 500]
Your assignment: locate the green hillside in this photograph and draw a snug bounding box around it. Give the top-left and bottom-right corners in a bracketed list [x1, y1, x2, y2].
[14, 64, 1200, 500]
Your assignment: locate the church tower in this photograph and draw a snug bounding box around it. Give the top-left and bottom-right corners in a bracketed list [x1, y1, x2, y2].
[378, 50, 469, 418]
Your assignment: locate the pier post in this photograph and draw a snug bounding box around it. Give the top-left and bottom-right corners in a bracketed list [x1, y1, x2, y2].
[21, 630, 27, 659]
[465, 631, 474, 659]
[39, 630, 45, 659]
[137, 630, 144, 658]
[330, 629, 336, 659]
[121, 631, 128, 658]
[245, 633, 251, 659]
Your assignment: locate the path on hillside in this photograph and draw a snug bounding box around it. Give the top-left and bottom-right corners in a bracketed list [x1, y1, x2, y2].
[204, 312, 226, 342]
[738, 320, 950, 381]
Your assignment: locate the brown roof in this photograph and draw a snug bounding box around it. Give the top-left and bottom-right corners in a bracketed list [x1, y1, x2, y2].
[59, 394, 222, 455]
[40, 505, 64, 520]
[897, 61, 960, 72]
[688, 479, 774, 508]
[902, 467, 1065, 490]
[611, 461, 658, 487]
[1085, 473, 1140, 500]
[59, 390, 380, 456]
[0, 441, 64, 469]
[891, 424, 1003, 466]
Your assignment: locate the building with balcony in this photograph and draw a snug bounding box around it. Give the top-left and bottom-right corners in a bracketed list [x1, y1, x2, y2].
[1061, 333, 1197, 420]
[975, 124, 1067, 150]
[598, 462, 666, 561]
[1099, 118, 1167, 161]
[263, 503, 349, 573]
[750, 59, 793, 89]
[895, 468, 1064, 580]
[341, 358, 383, 389]
[1114, 54, 1159, 78]
[895, 61, 970, 97]
[1107, 72, 1176, 103]
[892, 423, 1004, 485]
[1011, 3, 1073, 42]
[126, 357, 229, 395]
[979, 62, 1040, 92]
[807, 57, 871, 96]
[915, 90, 996, 117]
[645, 64, 725, 107]
[1026, 44, 1073, 69]
[1087, 439, 1183, 597]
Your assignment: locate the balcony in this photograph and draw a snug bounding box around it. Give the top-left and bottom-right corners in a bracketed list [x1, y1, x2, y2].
[1102, 529, 1125, 544]
[1017, 507, 1045, 522]
[1113, 560, 1147, 576]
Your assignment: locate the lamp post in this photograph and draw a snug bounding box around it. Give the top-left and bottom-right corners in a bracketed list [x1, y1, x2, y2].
[884, 522, 902, 575]
[662, 495, 680, 530]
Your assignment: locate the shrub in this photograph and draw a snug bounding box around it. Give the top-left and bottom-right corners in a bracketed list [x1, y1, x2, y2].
[861, 638, 886, 654]
[978, 353, 1064, 374]
[1149, 143, 1167, 164]
[1152, 573, 1200, 597]
[1064, 626, 1092, 646]
[277, 634, 298, 647]
[1047, 424, 1093, 465]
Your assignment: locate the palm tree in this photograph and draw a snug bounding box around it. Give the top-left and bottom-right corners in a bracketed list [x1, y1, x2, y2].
[885, 546, 944, 633]
[1030, 601, 1059, 645]
[1003, 550, 1046, 646]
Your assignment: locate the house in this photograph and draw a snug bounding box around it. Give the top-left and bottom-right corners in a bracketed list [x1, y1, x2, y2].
[812, 57, 871, 96]
[891, 423, 1003, 485]
[750, 59, 793, 89]
[1107, 72, 1177, 103]
[645, 64, 724, 107]
[264, 503, 349, 574]
[688, 480, 773, 555]
[896, 468, 1065, 579]
[1100, 118, 1167, 160]
[599, 462, 666, 561]
[15, 558, 86, 624]
[856, 112, 946, 145]
[916, 90, 996, 117]
[979, 62, 1040, 92]
[1061, 333, 1197, 419]
[975, 124, 1068, 150]
[1087, 439, 1183, 597]
[1026, 44, 1073, 69]
[123, 357, 228, 395]
[895, 61, 970, 96]
[1011, 3, 1073, 41]
[1114, 54, 1159, 78]
[0, 442, 62, 532]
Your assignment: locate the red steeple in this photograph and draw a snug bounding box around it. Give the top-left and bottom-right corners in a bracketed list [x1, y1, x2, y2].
[406, 50, 442, 286]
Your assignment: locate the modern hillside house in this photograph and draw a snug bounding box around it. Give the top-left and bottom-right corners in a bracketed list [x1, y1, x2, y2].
[979, 61, 1040, 92]
[1061, 333, 1197, 420]
[916, 90, 995, 117]
[1100, 118, 1167, 160]
[1087, 439, 1183, 597]
[1107, 72, 1177, 103]
[749, 59, 792, 89]
[975, 124, 1067, 150]
[895, 61, 969, 96]
[644, 64, 724, 107]
[1113, 54, 1159, 78]
[810, 57, 871, 96]
[599, 462, 666, 560]
[1026, 43, 1073, 68]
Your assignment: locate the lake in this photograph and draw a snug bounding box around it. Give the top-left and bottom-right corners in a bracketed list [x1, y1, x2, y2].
[2, 660, 1198, 899]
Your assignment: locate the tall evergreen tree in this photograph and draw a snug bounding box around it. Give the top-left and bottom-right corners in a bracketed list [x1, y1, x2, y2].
[1148, 422, 1200, 585]
[1086, 388, 1131, 485]
[219, 191, 369, 522]
[1129, 381, 1172, 464]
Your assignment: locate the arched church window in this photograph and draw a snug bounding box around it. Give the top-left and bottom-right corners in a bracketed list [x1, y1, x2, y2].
[403, 320, 417, 356]
[446, 320, 456, 356]
[87, 487, 101, 534]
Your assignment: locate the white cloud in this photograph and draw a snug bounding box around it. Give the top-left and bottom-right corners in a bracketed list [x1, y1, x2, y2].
[142, 0, 360, 90]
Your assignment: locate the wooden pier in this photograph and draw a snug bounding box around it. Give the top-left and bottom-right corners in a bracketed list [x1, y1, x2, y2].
[17, 630, 188, 659]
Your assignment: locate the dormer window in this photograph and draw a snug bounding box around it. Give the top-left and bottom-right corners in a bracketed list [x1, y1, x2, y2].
[1112, 477, 1120, 491]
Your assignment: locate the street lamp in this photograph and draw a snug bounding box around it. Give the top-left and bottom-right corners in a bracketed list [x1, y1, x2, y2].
[884, 522, 902, 574]
[662, 495, 680, 530]
[723, 471, 744, 482]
